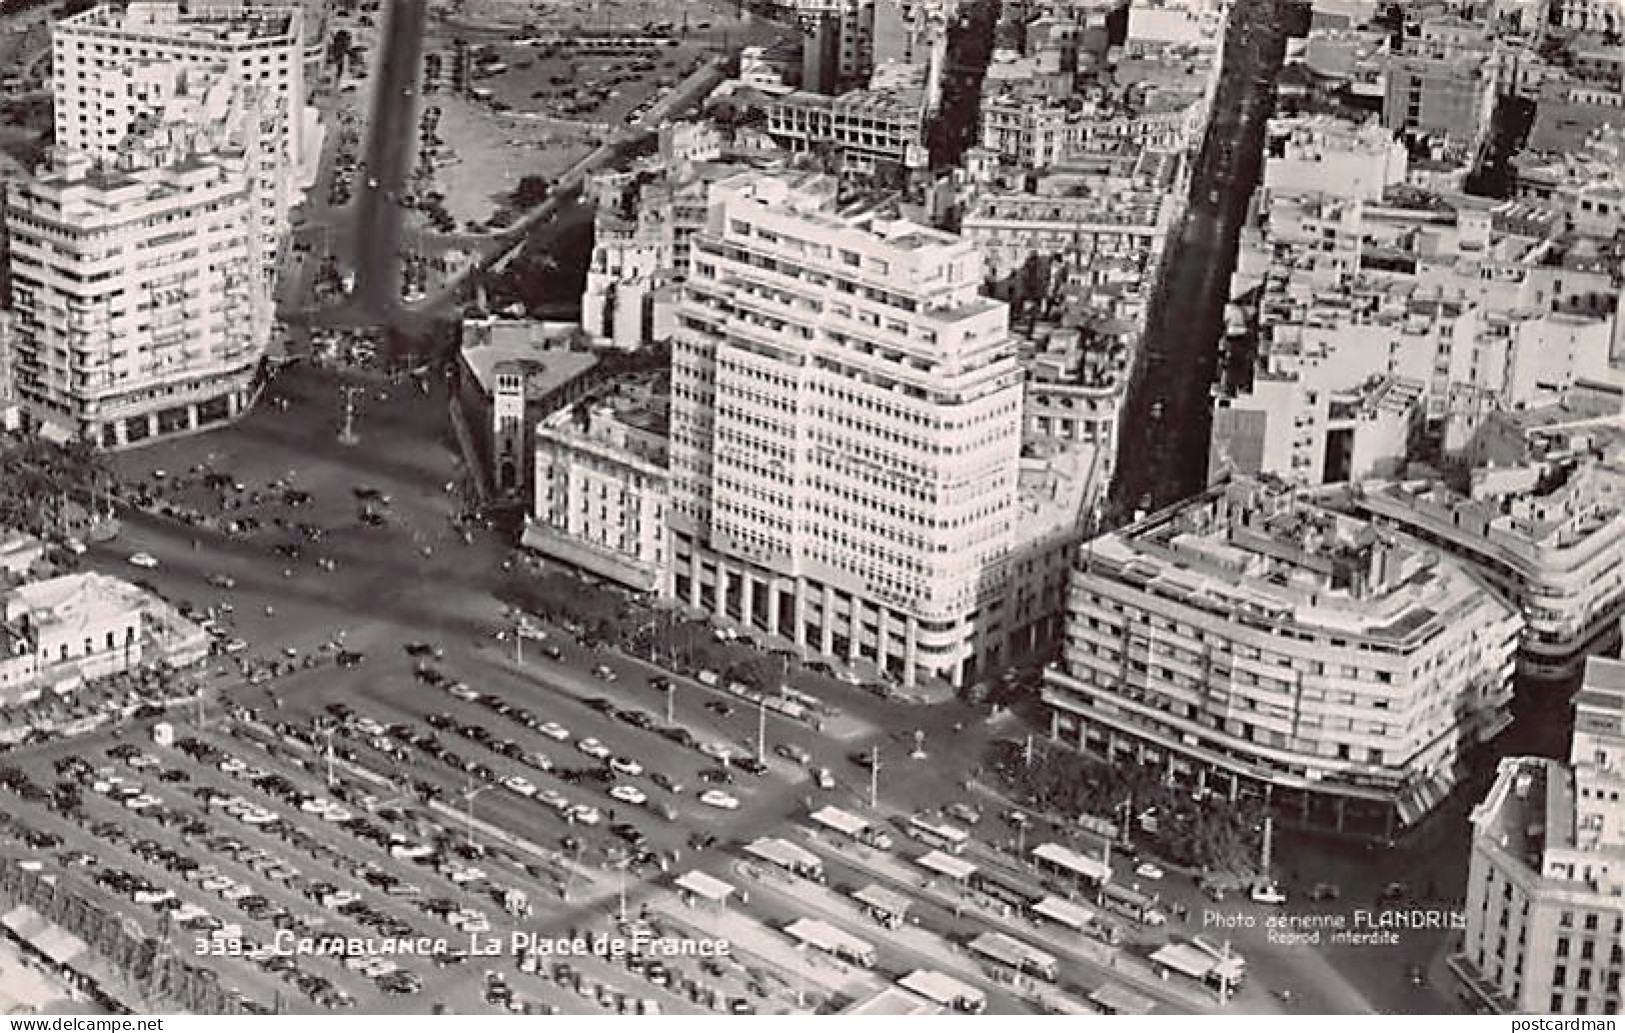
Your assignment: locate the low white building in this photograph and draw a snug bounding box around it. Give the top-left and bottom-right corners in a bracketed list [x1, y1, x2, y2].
[0, 573, 149, 702]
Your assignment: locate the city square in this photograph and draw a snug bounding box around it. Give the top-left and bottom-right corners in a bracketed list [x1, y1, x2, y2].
[0, 0, 1621, 1020]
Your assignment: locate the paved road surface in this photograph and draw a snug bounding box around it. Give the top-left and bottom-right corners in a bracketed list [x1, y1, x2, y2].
[351, 0, 427, 321]
[1107, 0, 1287, 520]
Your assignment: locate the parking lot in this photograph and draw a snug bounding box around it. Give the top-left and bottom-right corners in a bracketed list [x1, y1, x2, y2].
[0, 354, 1263, 1015]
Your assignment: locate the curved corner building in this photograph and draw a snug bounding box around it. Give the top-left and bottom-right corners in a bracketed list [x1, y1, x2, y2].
[1041, 478, 1521, 837]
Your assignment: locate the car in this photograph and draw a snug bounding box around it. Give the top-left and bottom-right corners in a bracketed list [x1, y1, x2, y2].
[592, 664, 617, 682]
[944, 802, 981, 825]
[501, 775, 537, 798]
[609, 757, 643, 777]
[1134, 862, 1165, 881]
[1250, 882, 1288, 905]
[206, 573, 236, 589]
[575, 738, 611, 761]
[566, 804, 601, 826]
[700, 742, 733, 763]
[698, 767, 733, 785]
[734, 757, 768, 776]
[336, 650, 365, 668]
[650, 773, 683, 794]
[447, 684, 481, 702]
[1309, 882, 1341, 902]
[698, 790, 740, 810]
[705, 700, 734, 717]
[537, 721, 570, 741]
[609, 784, 647, 805]
[813, 767, 835, 790]
[537, 789, 570, 812]
[128, 552, 159, 569]
[774, 744, 811, 765]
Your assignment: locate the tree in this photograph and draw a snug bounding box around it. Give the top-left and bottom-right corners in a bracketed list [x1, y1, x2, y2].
[327, 28, 353, 71]
[509, 175, 551, 209]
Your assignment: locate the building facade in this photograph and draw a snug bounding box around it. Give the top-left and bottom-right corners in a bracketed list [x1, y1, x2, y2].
[1042, 479, 1521, 836]
[4, 154, 266, 447]
[1453, 652, 1624, 1015]
[669, 172, 1026, 688]
[452, 319, 600, 503]
[527, 382, 673, 593]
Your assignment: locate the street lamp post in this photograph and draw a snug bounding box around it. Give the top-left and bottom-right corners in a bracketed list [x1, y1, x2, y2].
[664, 682, 675, 726]
[868, 746, 880, 810]
[463, 782, 492, 850]
[756, 696, 767, 764]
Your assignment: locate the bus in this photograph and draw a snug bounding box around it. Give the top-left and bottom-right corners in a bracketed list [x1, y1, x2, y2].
[968, 931, 1058, 982]
[897, 970, 987, 1014]
[1101, 881, 1166, 926]
[744, 837, 825, 883]
[1150, 943, 1246, 993]
[784, 917, 878, 968]
[904, 815, 970, 855]
[968, 867, 1041, 910]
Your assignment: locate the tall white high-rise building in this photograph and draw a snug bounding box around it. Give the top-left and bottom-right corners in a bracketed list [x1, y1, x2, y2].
[49, 2, 308, 282]
[51, 3, 306, 170]
[2, 1, 310, 447]
[5, 153, 265, 446]
[669, 172, 1026, 688]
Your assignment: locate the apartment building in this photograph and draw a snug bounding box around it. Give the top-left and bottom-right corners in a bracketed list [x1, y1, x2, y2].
[760, 73, 932, 172]
[1381, 17, 1498, 151]
[960, 183, 1177, 290]
[1551, 0, 1624, 33]
[1041, 478, 1521, 836]
[1453, 653, 1624, 1015]
[1210, 373, 1424, 486]
[1351, 418, 1625, 680]
[669, 172, 1028, 688]
[4, 153, 266, 447]
[527, 378, 673, 594]
[1261, 114, 1409, 203]
[50, 2, 310, 266]
[581, 143, 786, 349]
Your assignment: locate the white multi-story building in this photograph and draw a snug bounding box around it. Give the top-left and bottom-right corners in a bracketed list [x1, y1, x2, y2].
[1453, 652, 1624, 1015]
[1042, 478, 1521, 835]
[527, 380, 673, 594]
[5, 153, 266, 446]
[1261, 114, 1409, 203]
[1351, 417, 1625, 680]
[670, 172, 1027, 688]
[1209, 373, 1424, 486]
[52, 2, 306, 170]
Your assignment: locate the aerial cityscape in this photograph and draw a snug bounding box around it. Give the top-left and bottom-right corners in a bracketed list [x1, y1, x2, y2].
[0, 0, 1619, 1018]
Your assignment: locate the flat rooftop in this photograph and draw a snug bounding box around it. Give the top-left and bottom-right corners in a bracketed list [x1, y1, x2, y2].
[460, 320, 599, 401]
[61, 3, 299, 42]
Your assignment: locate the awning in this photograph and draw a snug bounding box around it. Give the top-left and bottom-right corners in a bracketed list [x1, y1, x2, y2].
[1150, 943, 1213, 979]
[1033, 841, 1111, 883]
[674, 870, 735, 904]
[1, 905, 86, 967]
[851, 883, 911, 917]
[1090, 983, 1156, 1014]
[1032, 895, 1097, 930]
[915, 850, 976, 880]
[745, 838, 822, 874]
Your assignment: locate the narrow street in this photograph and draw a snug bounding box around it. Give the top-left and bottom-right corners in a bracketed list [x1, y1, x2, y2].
[1107, 0, 1289, 520]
